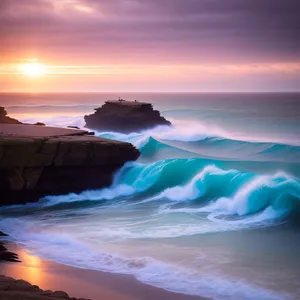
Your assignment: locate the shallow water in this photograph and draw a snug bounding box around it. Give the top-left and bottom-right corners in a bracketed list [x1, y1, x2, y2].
[1, 92, 300, 299]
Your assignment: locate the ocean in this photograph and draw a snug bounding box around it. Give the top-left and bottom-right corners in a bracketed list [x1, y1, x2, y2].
[1, 92, 300, 300]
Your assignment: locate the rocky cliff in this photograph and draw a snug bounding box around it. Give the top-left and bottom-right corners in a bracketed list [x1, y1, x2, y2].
[84, 100, 171, 133]
[0, 107, 21, 124]
[0, 124, 140, 205]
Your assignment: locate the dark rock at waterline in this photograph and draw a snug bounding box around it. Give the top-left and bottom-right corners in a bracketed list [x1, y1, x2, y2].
[34, 122, 45, 126]
[0, 107, 21, 124]
[84, 100, 171, 133]
[0, 124, 140, 205]
[0, 249, 20, 262]
[0, 232, 20, 263]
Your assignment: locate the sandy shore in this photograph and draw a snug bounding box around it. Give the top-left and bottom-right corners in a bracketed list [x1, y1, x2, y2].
[1, 242, 205, 300]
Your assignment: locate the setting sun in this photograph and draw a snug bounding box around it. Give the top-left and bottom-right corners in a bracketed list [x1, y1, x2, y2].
[19, 62, 46, 77]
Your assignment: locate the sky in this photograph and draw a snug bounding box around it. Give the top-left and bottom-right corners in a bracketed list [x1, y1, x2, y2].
[0, 0, 300, 92]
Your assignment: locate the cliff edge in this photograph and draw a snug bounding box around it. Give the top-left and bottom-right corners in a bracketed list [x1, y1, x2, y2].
[84, 100, 171, 133]
[0, 124, 140, 205]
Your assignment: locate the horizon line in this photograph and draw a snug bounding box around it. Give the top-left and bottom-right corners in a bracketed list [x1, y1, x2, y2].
[1, 91, 300, 94]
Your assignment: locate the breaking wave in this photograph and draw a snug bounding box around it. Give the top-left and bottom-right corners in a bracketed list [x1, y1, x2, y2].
[42, 158, 300, 228]
[97, 122, 300, 165]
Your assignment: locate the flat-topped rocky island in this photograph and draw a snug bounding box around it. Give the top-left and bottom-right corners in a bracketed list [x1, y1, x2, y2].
[85, 100, 171, 133]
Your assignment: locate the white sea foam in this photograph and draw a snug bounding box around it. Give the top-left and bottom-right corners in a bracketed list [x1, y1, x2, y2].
[20, 115, 85, 128]
[201, 172, 300, 216]
[42, 184, 136, 205]
[97, 121, 214, 148]
[0, 219, 292, 300]
[151, 165, 234, 201]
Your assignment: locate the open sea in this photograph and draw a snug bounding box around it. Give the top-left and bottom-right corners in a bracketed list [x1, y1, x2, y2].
[1, 92, 300, 300]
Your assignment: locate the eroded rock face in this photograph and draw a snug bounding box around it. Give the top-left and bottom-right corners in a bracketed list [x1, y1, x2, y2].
[0, 124, 140, 205]
[0, 107, 21, 124]
[84, 100, 171, 133]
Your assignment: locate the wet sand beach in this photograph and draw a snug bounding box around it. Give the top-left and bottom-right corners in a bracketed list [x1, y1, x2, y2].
[1, 243, 205, 300]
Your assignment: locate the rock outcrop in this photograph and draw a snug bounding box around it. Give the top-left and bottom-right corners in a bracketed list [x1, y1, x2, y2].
[84, 100, 171, 133]
[0, 276, 90, 300]
[0, 124, 140, 205]
[1, 232, 20, 263]
[0, 107, 21, 124]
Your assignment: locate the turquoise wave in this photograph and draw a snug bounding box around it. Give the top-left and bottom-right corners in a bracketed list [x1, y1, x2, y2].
[138, 137, 300, 177]
[140, 136, 300, 163]
[42, 158, 300, 226]
[98, 124, 300, 165]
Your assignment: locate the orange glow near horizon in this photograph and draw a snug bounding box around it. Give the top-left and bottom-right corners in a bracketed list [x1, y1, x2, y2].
[1, 59, 300, 93]
[4, 60, 300, 76]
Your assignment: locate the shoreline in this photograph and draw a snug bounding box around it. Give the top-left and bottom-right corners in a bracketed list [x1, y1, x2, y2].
[1, 242, 206, 300]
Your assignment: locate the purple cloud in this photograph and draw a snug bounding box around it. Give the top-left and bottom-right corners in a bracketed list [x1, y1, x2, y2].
[0, 0, 299, 64]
